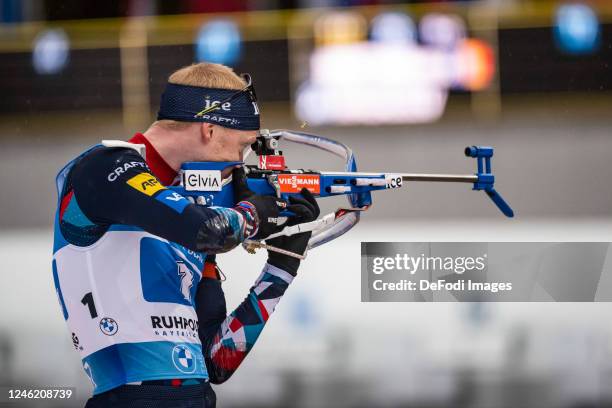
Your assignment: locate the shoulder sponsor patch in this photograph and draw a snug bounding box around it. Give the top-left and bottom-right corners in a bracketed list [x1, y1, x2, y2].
[155, 190, 190, 214]
[126, 172, 166, 196]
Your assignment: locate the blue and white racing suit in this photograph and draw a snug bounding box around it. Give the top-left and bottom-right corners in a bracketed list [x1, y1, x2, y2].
[52, 136, 295, 399]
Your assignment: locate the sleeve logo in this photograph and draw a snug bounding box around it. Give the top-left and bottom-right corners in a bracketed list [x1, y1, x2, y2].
[126, 172, 166, 196]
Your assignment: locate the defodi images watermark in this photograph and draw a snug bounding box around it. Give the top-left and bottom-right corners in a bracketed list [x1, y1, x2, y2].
[361, 243, 612, 302]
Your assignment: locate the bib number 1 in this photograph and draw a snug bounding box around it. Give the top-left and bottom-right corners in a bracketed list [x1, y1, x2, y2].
[81, 292, 98, 319]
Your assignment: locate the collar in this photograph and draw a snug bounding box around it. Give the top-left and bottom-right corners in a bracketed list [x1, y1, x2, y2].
[128, 133, 177, 186]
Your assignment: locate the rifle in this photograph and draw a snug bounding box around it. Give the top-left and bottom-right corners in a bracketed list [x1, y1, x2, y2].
[170, 129, 514, 258]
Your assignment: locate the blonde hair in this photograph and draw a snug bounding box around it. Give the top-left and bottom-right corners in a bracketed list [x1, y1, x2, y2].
[154, 63, 246, 131]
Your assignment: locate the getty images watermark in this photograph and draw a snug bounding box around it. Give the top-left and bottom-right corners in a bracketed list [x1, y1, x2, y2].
[361, 242, 612, 302]
[370, 251, 512, 293]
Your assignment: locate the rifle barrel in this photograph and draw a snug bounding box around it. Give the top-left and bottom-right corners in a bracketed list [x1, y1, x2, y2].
[401, 174, 478, 183]
[320, 172, 478, 183]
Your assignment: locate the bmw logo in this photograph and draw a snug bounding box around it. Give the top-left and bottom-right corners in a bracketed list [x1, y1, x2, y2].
[99, 317, 118, 336]
[172, 345, 196, 374]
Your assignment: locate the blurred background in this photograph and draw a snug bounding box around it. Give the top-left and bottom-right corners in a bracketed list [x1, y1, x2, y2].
[1, 0, 612, 407]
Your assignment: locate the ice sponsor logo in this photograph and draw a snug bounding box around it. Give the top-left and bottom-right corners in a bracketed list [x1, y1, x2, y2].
[384, 174, 402, 189]
[172, 345, 197, 374]
[183, 170, 222, 192]
[99, 317, 118, 336]
[202, 98, 232, 112]
[277, 174, 320, 194]
[200, 97, 259, 115]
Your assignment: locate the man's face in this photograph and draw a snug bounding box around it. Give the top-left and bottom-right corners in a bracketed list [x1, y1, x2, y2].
[204, 125, 257, 162]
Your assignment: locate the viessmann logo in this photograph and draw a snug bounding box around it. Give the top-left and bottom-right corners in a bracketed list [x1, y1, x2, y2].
[277, 174, 320, 194]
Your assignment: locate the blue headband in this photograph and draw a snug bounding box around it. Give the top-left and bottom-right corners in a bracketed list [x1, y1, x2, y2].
[157, 83, 260, 130]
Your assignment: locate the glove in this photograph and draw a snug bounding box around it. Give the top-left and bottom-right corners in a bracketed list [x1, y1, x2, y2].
[267, 188, 320, 276]
[232, 167, 288, 240]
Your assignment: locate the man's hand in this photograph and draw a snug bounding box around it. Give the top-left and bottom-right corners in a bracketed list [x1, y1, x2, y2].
[232, 167, 289, 240]
[266, 188, 320, 276]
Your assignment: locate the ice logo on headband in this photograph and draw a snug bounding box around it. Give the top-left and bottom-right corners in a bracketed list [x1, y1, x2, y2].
[201, 97, 259, 116]
[203, 97, 232, 112]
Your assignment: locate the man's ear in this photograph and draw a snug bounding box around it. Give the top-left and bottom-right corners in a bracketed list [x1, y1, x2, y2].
[201, 122, 214, 143]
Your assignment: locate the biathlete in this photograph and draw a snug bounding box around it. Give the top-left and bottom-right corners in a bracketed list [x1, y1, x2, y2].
[52, 62, 319, 407]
